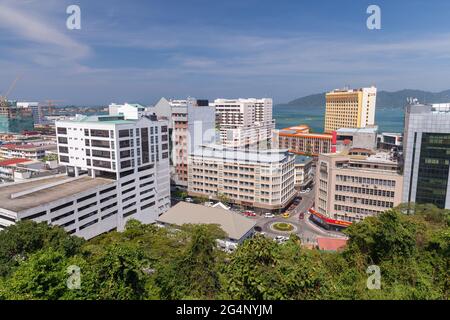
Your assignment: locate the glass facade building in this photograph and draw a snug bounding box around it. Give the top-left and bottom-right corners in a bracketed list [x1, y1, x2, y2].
[402, 103, 450, 209]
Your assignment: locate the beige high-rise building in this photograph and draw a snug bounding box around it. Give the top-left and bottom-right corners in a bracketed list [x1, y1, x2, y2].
[324, 86, 377, 133]
[314, 148, 403, 223]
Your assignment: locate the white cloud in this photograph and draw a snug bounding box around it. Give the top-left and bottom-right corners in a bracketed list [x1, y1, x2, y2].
[0, 2, 90, 65]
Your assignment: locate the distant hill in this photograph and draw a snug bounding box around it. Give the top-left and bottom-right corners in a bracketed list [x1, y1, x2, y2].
[284, 89, 450, 108]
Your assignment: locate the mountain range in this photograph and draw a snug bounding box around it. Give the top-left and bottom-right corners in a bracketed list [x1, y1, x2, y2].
[283, 89, 450, 108]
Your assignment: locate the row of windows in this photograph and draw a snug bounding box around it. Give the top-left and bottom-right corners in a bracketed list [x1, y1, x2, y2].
[336, 175, 396, 187]
[335, 185, 395, 197]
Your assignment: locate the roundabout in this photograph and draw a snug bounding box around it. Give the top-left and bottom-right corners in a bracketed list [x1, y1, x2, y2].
[269, 222, 297, 234]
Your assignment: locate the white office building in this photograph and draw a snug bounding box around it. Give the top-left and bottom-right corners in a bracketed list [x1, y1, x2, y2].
[0, 114, 171, 239]
[109, 103, 152, 120]
[212, 98, 275, 148]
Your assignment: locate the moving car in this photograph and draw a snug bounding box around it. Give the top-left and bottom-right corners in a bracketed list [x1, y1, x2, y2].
[298, 212, 305, 219]
[264, 213, 275, 218]
[282, 212, 290, 218]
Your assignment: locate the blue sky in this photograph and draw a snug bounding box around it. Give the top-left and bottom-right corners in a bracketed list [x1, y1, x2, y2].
[1, 0, 450, 105]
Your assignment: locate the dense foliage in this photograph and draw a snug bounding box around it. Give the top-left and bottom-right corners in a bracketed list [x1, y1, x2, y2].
[0, 204, 448, 300]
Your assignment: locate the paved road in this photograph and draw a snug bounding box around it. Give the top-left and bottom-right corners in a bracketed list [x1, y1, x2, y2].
[254, 188, 346, 244]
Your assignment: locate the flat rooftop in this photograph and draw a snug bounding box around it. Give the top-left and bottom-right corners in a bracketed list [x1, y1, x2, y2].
[192, 144, 292, 163]
[0, 175, 114, 212]
[58, 115, 137, 124]
[336, 126, 378, 134]
[157, 202, 256, 241]
[279, 125, 332, 139]
[294, 155, 313, 164]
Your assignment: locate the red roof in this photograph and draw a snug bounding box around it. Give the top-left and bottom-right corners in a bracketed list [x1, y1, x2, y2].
[0, 158, 31, 166]
[317, 237, 348, 251]
[0, 144, 36, 150]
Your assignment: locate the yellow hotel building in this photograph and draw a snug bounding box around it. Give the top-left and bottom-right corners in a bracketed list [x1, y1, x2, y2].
[324, 86, 377, 133]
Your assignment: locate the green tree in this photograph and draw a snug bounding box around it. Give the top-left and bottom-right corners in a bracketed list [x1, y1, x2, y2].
[0, 221, 84, 277]
[155, 224, 225, 299]
[217, 193, 231, 205]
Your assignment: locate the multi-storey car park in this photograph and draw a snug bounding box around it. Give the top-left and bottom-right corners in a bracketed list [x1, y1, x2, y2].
[0, 114, 171, 238]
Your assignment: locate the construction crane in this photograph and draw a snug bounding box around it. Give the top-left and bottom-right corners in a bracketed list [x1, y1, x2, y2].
[44, 99, 65, 115]
[0, 75, 22, 106]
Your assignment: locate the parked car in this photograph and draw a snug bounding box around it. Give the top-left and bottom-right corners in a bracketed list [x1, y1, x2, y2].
[305, 188, 311, 192]
[185, 197, 194, 203]
[264, 213, 275, 218]
[243, 211, 256, 217]
[274, 235, 289, 243]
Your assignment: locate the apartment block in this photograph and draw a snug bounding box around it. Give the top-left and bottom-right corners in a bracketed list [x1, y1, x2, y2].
[402, 102, 450, 209]
[150, 97, 215, 187]
[188, 144, 296, 211]
[274, 125, 335, 156]
[315, 148, 403, 224]
[324, 86, 377, 133]
[213, 98, 275, 148]
[0, 143, 57, 160]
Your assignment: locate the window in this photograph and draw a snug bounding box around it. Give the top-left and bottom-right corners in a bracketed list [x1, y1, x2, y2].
[84, 129, 89, 136]
[121, 160, 132, 169]
[59, 146, 68, 154]
[58, 137, 68, 144]
[141, 128, 149, 163]
[57, 127, 67, 135]
[92, 149, 111, 159]
[119, 130, 130, 138]
[91, 140, 110, 148]
[119, 140, 131, 148]
[99, 186, 116, 195]
[90, 129, 109, 138]
[93, 159, 111, 169]
[120, 150, 131, 159]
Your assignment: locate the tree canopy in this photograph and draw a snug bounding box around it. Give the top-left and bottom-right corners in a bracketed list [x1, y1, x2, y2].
[0, 204, 448, 300]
